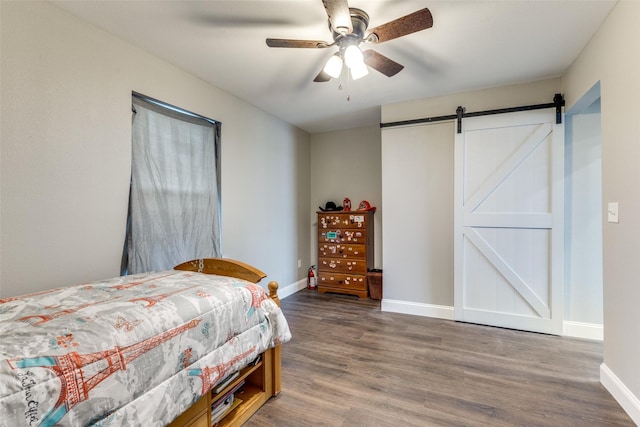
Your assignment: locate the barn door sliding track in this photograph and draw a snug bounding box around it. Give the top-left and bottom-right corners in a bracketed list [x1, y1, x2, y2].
[380, 93, 564, 133]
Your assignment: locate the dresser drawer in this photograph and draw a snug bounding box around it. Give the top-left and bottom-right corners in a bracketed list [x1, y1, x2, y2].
[318, 228, 367, 244]
[318, 243, 366, 259]
[318, 257, 367, 275]
[318, 272, 367, 290]
[318, 212, 369, 230]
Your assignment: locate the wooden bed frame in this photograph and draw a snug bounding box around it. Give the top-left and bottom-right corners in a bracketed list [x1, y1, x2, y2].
[168, 258, 282, 427]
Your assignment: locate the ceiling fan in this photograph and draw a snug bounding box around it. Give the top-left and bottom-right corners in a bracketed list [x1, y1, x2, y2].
[266, 0, 433, 82]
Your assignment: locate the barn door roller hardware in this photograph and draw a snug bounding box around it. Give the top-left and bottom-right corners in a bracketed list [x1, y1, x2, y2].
[380, 93, 565, 132]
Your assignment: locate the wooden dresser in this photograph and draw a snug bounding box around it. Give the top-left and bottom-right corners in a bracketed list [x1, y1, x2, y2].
[317, 210, 374, 298]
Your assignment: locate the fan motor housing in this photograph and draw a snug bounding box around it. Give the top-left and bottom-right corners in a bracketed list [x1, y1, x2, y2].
[330, 8, 369, 41]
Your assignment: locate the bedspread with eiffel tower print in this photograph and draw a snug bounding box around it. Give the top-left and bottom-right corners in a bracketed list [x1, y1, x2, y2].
[0, 270, 291, 427]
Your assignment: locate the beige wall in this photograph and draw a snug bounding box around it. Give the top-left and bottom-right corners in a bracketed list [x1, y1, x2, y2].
[0, 1, 310, 296]
[383, 78, 562, 124]
[310, 126, 382, 269]
[381, 121, 454, 310]
[563, 0, 640, 417]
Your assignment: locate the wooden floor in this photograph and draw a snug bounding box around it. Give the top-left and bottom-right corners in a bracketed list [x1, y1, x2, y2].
[247, 290, 634, 426]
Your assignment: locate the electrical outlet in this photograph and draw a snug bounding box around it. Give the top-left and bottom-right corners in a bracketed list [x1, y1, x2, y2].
[297, 259, 302, 268]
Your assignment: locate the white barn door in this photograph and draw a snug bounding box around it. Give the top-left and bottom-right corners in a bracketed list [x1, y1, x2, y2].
[454, 109, 564, 335]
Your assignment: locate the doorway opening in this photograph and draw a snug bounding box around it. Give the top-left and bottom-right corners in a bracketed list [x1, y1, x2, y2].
[564, 82, 603, 340]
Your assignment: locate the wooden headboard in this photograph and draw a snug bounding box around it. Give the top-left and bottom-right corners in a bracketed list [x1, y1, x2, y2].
[174, 258, 280, 307]
[174, 258, 266, 283]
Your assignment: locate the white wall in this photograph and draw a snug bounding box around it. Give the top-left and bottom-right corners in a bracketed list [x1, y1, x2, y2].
[0, 1, 310, 297]
[562, 1, 640, 421]
[310, 125, 382, 269]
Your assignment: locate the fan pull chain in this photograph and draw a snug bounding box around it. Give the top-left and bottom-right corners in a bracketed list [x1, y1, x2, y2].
[335, 64, 351, 102]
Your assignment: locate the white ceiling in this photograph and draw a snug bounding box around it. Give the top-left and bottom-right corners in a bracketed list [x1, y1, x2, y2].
[51, 0, 616, 134]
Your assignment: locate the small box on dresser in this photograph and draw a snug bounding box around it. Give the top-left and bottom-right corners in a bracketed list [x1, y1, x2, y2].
[317, 210, 374, 298]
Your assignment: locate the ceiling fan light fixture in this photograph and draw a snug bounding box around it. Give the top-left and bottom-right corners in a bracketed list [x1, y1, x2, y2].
[344, 44, 364, 69]
[350, 61, 369, 80]
[265, 4, 434, 84]
[323, 54, 343, 79]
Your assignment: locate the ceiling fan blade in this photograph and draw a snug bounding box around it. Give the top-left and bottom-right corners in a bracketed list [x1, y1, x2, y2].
[367, 8, 433, 43]
[313, 69, 332, 82]
[266, 38, 330, 48]
[363, 49, 404, 77]
[322, 0, 353, 34]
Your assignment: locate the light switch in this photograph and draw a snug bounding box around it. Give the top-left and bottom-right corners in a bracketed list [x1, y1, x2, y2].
[607, 202, 619, 223]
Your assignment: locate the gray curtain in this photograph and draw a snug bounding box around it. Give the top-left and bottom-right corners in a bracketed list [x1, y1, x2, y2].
[126, 96, 221, 274]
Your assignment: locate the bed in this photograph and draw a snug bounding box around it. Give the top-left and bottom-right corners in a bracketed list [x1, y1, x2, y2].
[0, 258, 291, 427]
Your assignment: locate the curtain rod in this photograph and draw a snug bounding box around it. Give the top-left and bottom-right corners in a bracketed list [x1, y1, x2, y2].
[380, 93, 565, 133]
[132, 91, 220, 127]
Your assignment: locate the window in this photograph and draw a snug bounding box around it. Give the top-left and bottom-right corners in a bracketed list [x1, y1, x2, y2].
[122, 93, 221, 274]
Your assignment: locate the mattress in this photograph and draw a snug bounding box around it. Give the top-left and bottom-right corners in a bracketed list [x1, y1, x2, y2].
[0, 270, 291, 426]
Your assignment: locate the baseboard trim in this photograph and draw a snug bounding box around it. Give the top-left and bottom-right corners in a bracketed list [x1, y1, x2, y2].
[378, 300, 604, 341]
[601, 363, 640, 425]
[562, 320, 603, 341]
[278, 279, 307, 300]
[381, 299, 455, 320]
